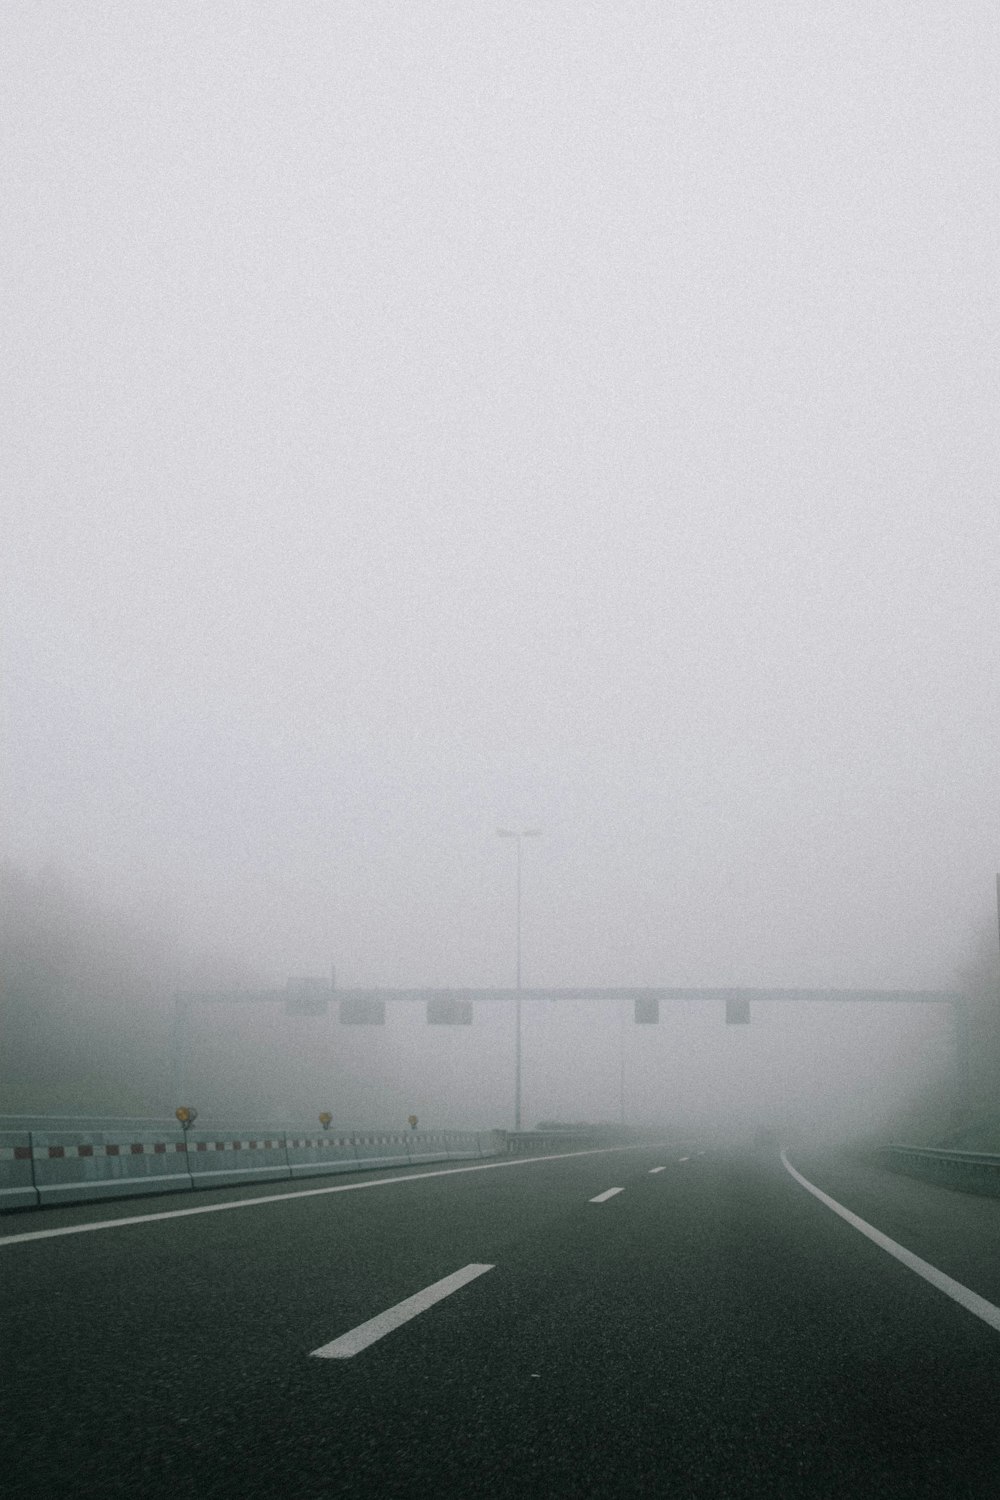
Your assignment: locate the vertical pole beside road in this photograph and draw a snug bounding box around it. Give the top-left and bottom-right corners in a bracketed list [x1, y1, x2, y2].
[618, 1000, 626, 1125]
[516, 834, 522, 1134]
[171, 996, 187, 1105]
[953, 1001, 970, 1130]
[498, 828, 542, 1133]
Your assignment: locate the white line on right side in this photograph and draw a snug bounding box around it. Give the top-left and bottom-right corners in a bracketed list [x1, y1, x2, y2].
[590, 1187, 624, 1203]
[781, 1150, 1000, 1336]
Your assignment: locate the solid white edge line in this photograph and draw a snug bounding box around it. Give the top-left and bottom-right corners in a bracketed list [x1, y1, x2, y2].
[0, 1145, 651, 1248]
[781, 1150, 1000, 1335]
[311, 1263, 495, 1359]
[590, 1187, 624, 1203]
[649, 1167, 666, 1174]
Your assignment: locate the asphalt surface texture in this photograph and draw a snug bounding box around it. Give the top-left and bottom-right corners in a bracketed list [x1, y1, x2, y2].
[5, 1142, 1000, 1498]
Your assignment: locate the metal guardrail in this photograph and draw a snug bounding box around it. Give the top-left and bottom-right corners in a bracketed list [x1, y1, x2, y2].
[885, 1143, 1000, 1197]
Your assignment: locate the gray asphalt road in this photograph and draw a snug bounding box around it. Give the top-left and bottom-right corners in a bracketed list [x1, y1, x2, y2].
[4, 1143, 1000, 1498]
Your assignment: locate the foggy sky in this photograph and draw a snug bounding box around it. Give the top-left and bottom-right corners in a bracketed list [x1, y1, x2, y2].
[4, 2, 999, 1005]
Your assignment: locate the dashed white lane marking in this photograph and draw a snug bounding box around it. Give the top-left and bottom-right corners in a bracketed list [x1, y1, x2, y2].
[311, 1263, 494, 1359]
[781, 1151, 1000, 1335]
[0, 1145, 649, 1249]
[678, 1156, 690, 1162]
[590, 1187, 624, 1203]
[649, 1167, 666, 1174]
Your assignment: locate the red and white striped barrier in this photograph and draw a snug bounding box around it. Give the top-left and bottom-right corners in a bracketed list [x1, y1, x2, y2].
[30, 1130, 193, 1205]
[351, 1133, 414, 1170]
[442, 1131, 484, 1162]
[405, 1131, 460, 1165]
[286, 1135, 360, 1177]
[186, 1133, 290, 1189]
[1, 1127, 507, 1211]
[0, 1132, 37, 1210]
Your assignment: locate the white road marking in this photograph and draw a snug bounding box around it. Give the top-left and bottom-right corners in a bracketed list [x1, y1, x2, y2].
[310, 1263, 494, 1359]
[781, 1151, 1000, 1335]
[0, 1145, 649, 1248]
[678, 1156, 690, 1162]
[590, 1187, 624, 1203]
[648, 1167, 666, 1174]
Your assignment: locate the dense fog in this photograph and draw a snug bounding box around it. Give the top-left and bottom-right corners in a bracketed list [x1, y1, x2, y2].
[3, 5, 998, 1140]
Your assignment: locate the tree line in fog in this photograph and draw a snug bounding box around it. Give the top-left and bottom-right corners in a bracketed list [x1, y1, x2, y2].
[0, 860, 257, 1116]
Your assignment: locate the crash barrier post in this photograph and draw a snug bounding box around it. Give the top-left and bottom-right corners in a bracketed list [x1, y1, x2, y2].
[186, 1131, 292, 1189]
[0, 1131, 38, 1210]
[31, 1127, 194, 1205]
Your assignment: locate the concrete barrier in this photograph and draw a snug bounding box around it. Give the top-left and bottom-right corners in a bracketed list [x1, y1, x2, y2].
[186, 1132, 291, 1189]
[351, 1133, 412, 1170]
[503, 1131, 568, 1154]
[444, 1131, 483, 1160]
[0, 1120, 512, 1212]
[31, 1129, 193, 1205]
[286, 1134, 359, 1177]
[405, 1131, 454, 1165]
[501, 1129, 630, 1155]
[0, 1132, 38, 1210]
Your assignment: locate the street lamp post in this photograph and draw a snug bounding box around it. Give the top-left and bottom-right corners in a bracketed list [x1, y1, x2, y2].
[618, 1000, 627, 1126]
[497, 828, 542, 1131]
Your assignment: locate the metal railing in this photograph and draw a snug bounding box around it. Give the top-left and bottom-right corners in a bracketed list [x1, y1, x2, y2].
[884, 1143, 1000, 1197]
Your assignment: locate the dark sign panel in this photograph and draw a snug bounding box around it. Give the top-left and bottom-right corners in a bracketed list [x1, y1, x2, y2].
[726, 997, 751, 1025]
[339, 997, 386, 1025]
[285, 995, 329, 1017]
[634, 997, 659, 1024]
[427, 997, 473, 1025]
[285, 977, 330, 1017]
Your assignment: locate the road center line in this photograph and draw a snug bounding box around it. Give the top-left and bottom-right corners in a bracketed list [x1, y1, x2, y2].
[590, 1187, 624, 1203]
[649, 1167, 666, 1174]
[310, 1263, 495, 1359]
[781, 1150, 1000, 1335]
[0, 1145, 649, 1248]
